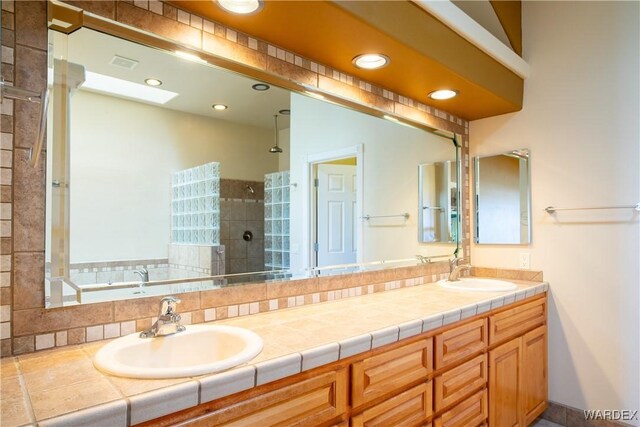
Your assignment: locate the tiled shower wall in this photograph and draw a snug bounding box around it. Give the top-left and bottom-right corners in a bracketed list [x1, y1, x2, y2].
[0, 0, 470, 356]
[220, 179, 265, 274]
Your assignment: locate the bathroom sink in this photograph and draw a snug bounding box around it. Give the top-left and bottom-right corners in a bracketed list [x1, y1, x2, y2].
[438, 277, 517, 292]
[93, 324, 263, 379]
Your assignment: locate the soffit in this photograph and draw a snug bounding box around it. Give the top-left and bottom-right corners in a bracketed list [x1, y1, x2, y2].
[168, 0, 524, 121]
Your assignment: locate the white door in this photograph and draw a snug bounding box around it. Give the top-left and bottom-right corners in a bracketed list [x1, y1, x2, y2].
[316, 164, 357, 267]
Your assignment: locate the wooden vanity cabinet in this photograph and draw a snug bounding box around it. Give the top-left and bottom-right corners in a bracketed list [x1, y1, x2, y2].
[139, 293, 547, 427]
[488, 305, 548, 427]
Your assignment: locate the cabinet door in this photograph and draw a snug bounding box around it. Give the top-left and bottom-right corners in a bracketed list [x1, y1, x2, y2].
[181, 368, 348, 427]
[488, 338, 522, 427]
[352, 338, 432, 408]
[522, 325, 547, 425]
[351, 382, 432, 427]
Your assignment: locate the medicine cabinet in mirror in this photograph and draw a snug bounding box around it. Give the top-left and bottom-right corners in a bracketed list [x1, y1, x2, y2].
[474, 149, 531, 244]
[44, 15, 461, 308]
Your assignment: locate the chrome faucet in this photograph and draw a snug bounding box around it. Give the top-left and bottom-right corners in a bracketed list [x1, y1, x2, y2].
[139, 296, 186, 338]
[134, 268, 149, 291]
[448, 258, 471, 281]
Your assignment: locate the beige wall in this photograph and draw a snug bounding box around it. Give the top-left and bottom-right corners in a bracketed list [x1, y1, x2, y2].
[290, 93, 457, 271]
[470, 1, 639, 419]
[65, 90, 277, 263]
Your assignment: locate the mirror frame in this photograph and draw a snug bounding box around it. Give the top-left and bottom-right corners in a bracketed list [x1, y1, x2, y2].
[44, 0, 464, 306]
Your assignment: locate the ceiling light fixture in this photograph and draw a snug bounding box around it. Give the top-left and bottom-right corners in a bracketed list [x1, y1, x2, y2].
[269, 114, 283, 154]
[352, 53, 390, 70]
[144, 78, 162, 87]
[428, 89, 458, 100]
[217, 0, 263, 15]
[212, 104, 228, 110]
[252, 83, 270, 91]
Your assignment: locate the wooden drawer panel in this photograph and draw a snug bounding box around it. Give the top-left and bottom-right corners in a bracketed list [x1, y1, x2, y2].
[180, 368, 348, 427]
[435, 319, 487, 370]
[433, 389, 488, 427]
[489, 297, 545, 346]
[352, 338, 433, 408]
[434, 354, 487, 411]
[351, 382, 433, 427]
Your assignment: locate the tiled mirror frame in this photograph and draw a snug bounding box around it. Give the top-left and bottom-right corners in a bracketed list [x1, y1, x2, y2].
[0, 0, 473, 356]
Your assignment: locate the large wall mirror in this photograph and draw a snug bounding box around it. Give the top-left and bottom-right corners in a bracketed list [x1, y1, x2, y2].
[474, 149, 531, 244]
[45, 19, 461, 307]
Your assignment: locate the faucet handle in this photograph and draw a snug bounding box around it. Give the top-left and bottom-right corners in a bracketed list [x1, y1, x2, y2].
[159, 296, 181, 316]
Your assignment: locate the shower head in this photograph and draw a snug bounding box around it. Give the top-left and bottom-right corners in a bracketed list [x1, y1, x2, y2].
[246, 184, 255, 194]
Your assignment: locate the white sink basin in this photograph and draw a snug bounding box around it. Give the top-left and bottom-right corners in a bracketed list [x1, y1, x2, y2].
[93, 324, 263, 379]
[438, 277, 517, 292]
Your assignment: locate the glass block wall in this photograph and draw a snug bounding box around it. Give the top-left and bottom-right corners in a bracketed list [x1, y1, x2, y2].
[264, 171, 290, 270]
[171, 162, 220, 245]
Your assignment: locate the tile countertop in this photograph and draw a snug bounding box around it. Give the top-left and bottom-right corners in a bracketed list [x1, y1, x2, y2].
[0, 278, 548, 427]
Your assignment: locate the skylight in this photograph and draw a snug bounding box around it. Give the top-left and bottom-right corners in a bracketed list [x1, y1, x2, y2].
[81, 71, 178, 105]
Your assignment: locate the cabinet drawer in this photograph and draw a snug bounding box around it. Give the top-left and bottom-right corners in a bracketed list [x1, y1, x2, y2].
[352, 338, 433, 408]
[351, 382, 433, 427]
[434, 354, 487, 411]
[182, 368, 348, 427]
[489, 297, 545, 346]
[435, 319, 487, 370]
[433, 389, 488, 427]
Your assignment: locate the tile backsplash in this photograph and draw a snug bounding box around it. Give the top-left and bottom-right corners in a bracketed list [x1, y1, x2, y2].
[1, 0, 470, 356]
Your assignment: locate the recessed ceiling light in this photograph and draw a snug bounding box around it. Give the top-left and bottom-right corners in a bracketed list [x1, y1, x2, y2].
[212, 104, 228, 110]
[428, 89, 458, 100]
[352, 53, 390, 70]
[278, 109, 290, 115]
[252, 83, 270, 91]
[217, 0, 263, 15]
[144, 78, 162, 87]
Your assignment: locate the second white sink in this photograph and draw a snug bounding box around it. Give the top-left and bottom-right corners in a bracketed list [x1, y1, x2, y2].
[438, 277, 517, 292]
[93, 324, 263, 379]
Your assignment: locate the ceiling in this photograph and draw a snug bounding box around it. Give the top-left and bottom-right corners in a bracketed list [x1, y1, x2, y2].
[168, 0, 524, 121]
[65, 27, 291, 130]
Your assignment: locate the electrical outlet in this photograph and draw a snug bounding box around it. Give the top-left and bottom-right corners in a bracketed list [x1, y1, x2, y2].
[519, 252, 531, 269]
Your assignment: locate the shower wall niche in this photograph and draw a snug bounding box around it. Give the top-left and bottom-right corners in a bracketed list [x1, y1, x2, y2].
[264, 171, 291, 270]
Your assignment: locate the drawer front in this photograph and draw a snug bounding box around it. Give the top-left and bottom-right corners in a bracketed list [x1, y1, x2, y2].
[351, 382, 433, 427]
[434, 354, 487, 412]
[433, 389, 488, 427]
[184, 368, 348, 427]
[489, 297, 546, 346]
[352, 338, 433, 408]
[435, 319, 487, 370]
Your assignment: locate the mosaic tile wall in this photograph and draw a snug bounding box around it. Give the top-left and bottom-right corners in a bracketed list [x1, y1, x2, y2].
[1, 0, 471, 356]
